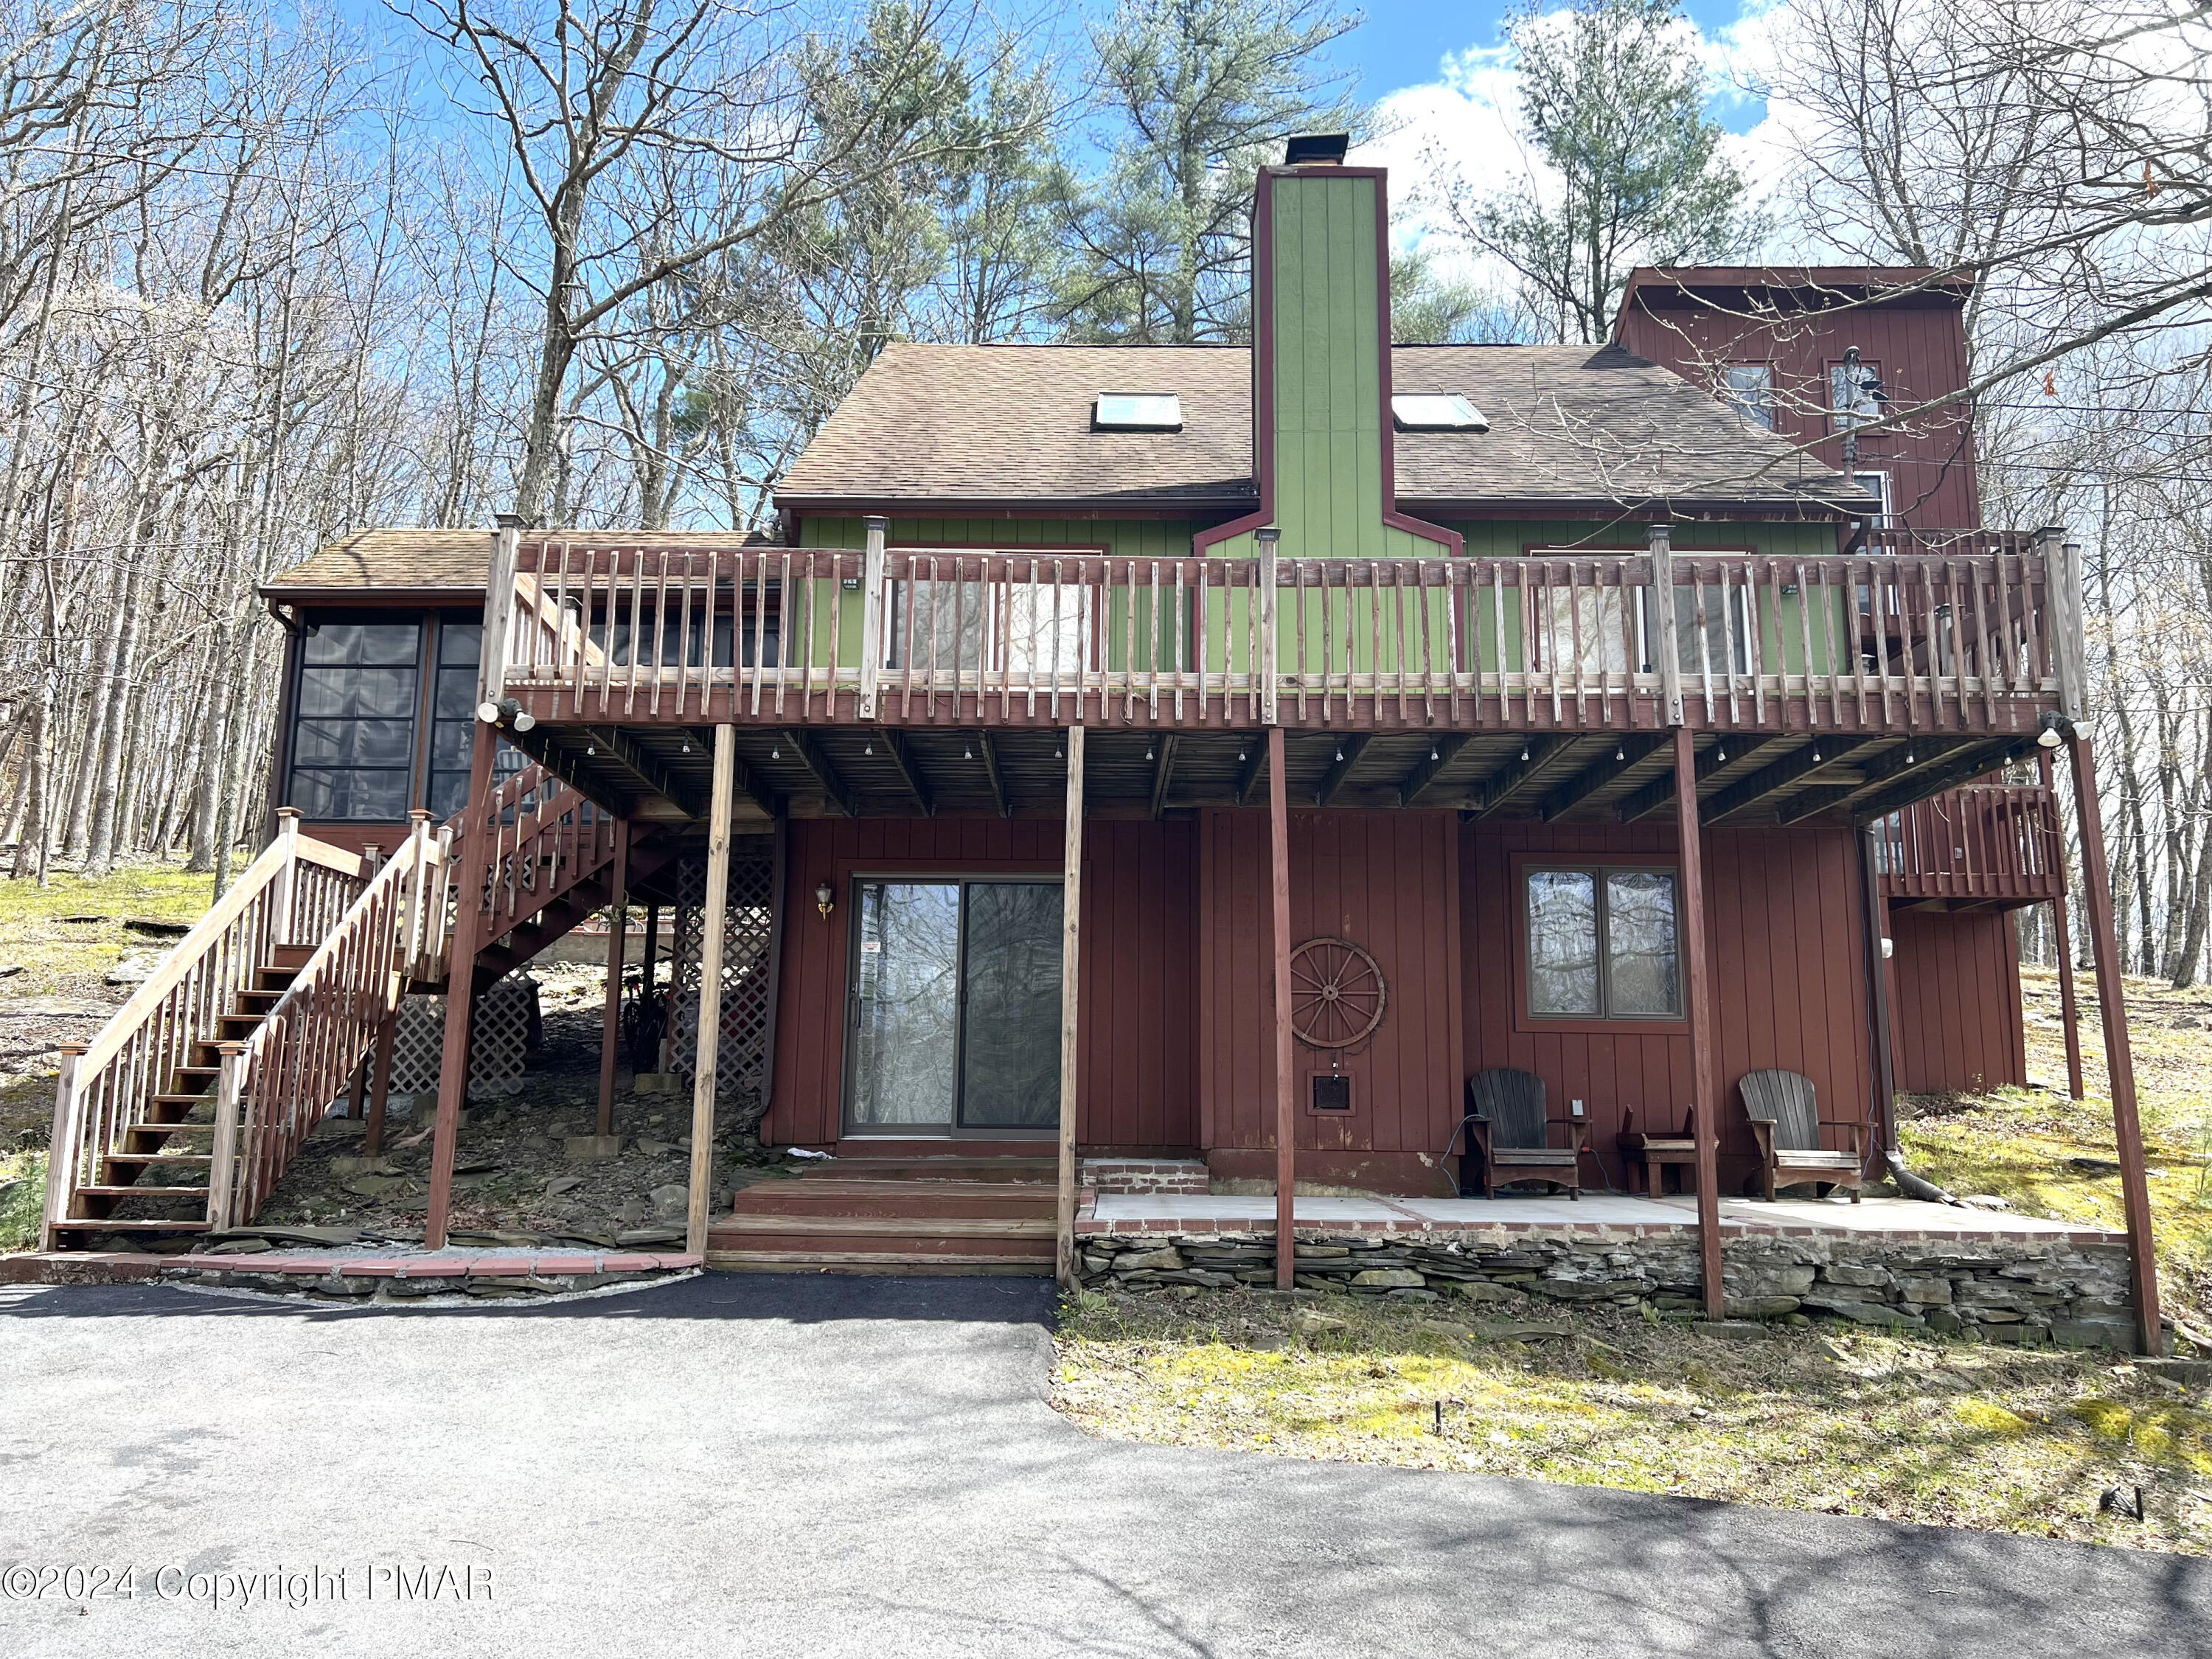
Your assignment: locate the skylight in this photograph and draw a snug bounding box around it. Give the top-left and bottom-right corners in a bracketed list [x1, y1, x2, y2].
[1094, 393, 1182, 431]
[1392, 394, 1488, 432]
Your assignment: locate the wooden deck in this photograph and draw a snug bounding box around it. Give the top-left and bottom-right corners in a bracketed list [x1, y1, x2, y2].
[1874, 783, 2065, 911]
[470, 527, 2088, 830]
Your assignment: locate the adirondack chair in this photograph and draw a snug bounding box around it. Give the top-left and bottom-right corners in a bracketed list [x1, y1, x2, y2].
[1455, 1068, 1586, 1200]
[1737, 1069, 1866, 1201]
[1615, 1105, 1698, 1196]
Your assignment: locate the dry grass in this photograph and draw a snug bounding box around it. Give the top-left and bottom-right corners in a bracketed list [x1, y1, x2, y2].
[0, 860, 216, 998]
[1902, 966, 2212, 1330]
[1054, 1289, 2212, 1553]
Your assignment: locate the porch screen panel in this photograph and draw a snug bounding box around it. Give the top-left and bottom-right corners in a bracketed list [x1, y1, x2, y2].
[1526, 870, 1600, 1015]
[849, 880, 960, 1126]
[290, 622, 420, 820]
[957, 881, 1062, 1129]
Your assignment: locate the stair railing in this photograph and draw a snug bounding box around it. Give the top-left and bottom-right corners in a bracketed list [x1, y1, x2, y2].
[210, 815, 455, 1231]
[448, 761, 616, 953]
[42, 812, 366, 1248]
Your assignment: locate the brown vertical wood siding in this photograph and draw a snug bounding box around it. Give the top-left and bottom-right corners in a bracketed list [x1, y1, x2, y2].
[1197, 809, 1464, 1180]
[1887, 908, 2028, 1094]
[1617, 296, 1980, 530]
[764, 815, 1198, 1150]
[1461, 820, 1877, 1190]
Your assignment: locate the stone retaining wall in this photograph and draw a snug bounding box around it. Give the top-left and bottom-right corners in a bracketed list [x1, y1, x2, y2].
[1076, 1228, 2140, 1350]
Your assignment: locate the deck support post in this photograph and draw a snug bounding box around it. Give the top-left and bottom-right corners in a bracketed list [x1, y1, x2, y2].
[2065, 734, 2163, 1353]
[597, 817, 631, 1138]
[1269, 726, 1296, 1289]
[1856, 826, 1899, 1163]
[364, 1009, 397, 1157]
[1056, 726, 1085, 1290]
[424, 719, 500, 1253]
[1672, 727, 1723, 1318]
[2039, 751, 2087, 1100]
[686, 726, 736, 1259]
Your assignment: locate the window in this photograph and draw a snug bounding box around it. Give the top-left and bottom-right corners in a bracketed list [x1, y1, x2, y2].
[1525, 866, 1680, 1020]
[1391, 394, 1488, 431]
[1718, 364, 1775, 430]
[1829, 359, 1885, 431]
[290, 622, 420, 820]
[1093, 392, 1181, 431]
[1850, 471, 1893, 527]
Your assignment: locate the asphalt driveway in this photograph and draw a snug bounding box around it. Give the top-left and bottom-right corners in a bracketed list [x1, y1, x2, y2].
[0, 1273, 2205, 1658]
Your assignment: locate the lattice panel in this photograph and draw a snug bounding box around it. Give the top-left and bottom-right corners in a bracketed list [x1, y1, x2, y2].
[389, 975, 540, 1101]
[668, 841, 778, 1116]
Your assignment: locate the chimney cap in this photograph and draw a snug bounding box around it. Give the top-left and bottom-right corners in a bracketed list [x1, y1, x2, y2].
[1283, 133, 1350, 167]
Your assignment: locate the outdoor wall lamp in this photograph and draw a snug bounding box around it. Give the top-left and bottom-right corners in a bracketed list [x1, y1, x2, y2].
[2037, 712, 2076, 749]
[816, 880, 835, 919]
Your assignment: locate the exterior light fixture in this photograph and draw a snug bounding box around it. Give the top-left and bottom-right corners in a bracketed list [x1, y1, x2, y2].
[2036, 712, 2073, 749]
[1334, 745, 1343, 763]
[815, 881, 835, 919]
[1146, 744, 1155, 761]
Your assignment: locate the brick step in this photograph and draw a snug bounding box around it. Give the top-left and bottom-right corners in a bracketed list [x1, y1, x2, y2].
[703, 1248, 1052, 1277]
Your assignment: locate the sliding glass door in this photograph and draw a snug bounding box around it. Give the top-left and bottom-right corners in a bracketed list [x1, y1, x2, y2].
[845, 877, 1063, 1135]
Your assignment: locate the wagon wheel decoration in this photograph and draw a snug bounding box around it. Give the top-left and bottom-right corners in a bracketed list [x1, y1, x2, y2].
[1288, 936, 1388, 1050]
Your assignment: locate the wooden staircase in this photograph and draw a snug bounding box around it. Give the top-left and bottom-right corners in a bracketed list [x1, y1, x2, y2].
[45, 759, 636, 1249]
[48, 945, 324, 1242]
[708, 1150, 1057, 1275]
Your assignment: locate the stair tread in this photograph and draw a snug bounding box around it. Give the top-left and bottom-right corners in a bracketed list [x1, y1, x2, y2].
[715, 1215, 1053, 1237]
[49, 1219, 213, 1232]
[72, 1185, 209, 1197]
[125, 1120, 215, 1133]
[102, 1152, 214, 1165]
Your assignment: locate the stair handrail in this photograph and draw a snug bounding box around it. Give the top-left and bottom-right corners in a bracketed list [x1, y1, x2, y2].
[210, 818, 453, 1231]
[42, 812, 366, 1248]
[443, 760, 616, 950]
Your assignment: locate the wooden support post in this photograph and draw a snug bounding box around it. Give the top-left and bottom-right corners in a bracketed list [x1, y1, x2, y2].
[41, 1046, 85, 1250]
[1257, 528, 1280, 726]
[1650, 524, 1683, 728]
[424, 720, 500, 1253]
[687, 726, 736, 1259]
[270, 807, 302, 944]
[1857, 825, 1900, 1161]
[208, 1044, 247, 1235]
[347, 1052, 370, 1121]
[2040, 750, 2087, 1101]
[1055, 726, 1085, 1290]
[1269, 726, 1296, 1288]
[2065, 734, 2163, 1354]
[1673, 728, 1723, 1318]
[858, 515, 886, 720]
[597, 817, 631, 1138]
[364, 1009, 397, 1157]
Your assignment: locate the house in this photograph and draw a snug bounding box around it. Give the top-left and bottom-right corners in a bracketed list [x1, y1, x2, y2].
[42, 144, 2160, 1349]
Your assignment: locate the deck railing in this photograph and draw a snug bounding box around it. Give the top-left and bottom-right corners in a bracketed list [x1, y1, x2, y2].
[1872, 783, 2065, 907]
[44, 816, 367, 1246]
[453, 759, 615, 950]
[489, 529, 2076, 734]
[215, 816, 456, 1229]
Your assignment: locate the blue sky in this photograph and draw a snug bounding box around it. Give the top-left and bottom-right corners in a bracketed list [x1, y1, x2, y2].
[1329, 1, 1769, 133]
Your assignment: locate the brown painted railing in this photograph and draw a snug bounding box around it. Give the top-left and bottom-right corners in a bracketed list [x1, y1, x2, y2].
[489, 532, 2070, 734]
[1873, 784, 2065, 905]
[452, 759, 617, 949]
[44, 816, 368, 1245]
[215, 815, 457, 1229]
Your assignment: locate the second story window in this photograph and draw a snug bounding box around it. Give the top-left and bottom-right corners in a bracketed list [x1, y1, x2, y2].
[1718, 364, 1775, 430]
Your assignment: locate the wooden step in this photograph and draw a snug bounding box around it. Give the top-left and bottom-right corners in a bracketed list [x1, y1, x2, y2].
[101, 1152, 214, 1167]
[49, 1218, 212, 1233]
[269, 945, 316, 970]
[149, 1092, 215, 1109]
[70, 1185, 209, 1199]
[715, 1214, 1053, 1238]
[799, 1158, 1057, 1183]
[124, 1119, 215, 1135]
[703, 1248, 1051, 1277]
[707, 1223, 1051, 1259]
[728, 1189, 1054, 1221]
